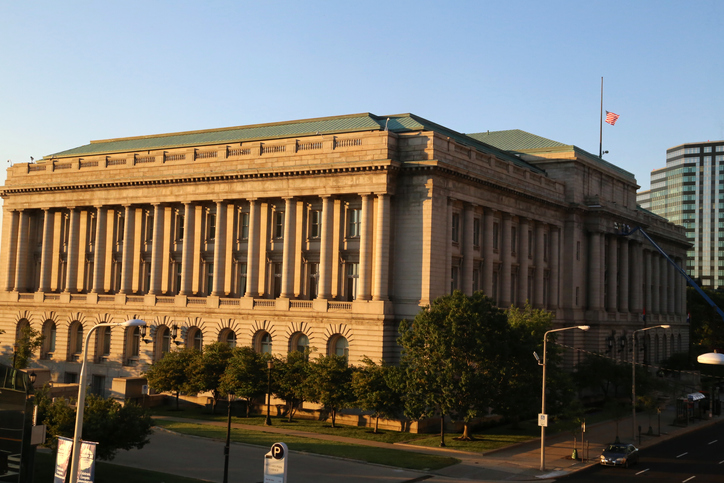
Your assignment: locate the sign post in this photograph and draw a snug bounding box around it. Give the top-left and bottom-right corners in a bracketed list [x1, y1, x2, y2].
[264, 442, 288, 483]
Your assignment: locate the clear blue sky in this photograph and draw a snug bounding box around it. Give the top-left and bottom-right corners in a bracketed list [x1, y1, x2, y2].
[2, 1, 723, 191]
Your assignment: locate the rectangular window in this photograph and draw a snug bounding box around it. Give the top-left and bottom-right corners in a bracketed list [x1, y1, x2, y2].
[206, 262, 214, 295]
[237, 262, 247, 296]
[310, 210, 322, 239]
[472, 267, 480, 292]
[348, 209, 361, 238]
[493, 222, 499, 250]
[346, 263, 359, 300]
[451, 265, 459, 293]
[308, 262, 319, 299]
[176, 212, 184, 241]
[207, 212, 216, 241]
[473, 218, 481, 247]
[239, 212, 249, 241]
[543, 233, 549, 261]
[511, 227, 517, 254]
[704, 146, 713, 153]
[273, 262, 282, 298]
[274, 211, 284, 238]
[528, 230, 534, 258]
[576, 241, 581, 261]
[452, 213, 460, 243]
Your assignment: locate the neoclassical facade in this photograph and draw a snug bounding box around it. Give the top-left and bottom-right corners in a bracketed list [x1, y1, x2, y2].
[0, 113, 690, 396]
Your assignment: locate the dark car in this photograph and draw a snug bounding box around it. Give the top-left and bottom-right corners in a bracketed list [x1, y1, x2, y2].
[600, 443, 639, 467]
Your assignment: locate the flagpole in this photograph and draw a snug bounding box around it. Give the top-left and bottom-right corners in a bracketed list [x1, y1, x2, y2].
[599, 77, 604, 158]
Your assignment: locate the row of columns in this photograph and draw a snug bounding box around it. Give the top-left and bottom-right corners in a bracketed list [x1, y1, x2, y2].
[3, 193, 392, 301]
[453, 203, 561, 310]
[588, 232, 685, 315]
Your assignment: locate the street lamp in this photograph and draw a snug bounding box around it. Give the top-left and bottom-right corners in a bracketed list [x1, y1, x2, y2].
[539, 325, 589, 471]
[631, 325, 669, 443]
[265, 359, 273, 426]
[68, 319, 146, 483]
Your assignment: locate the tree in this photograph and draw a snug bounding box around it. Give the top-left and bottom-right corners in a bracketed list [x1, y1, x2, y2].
[14, 324, 43, 369]
[495, 303, 554, 428]
[305, 354, 354, 428]
[574, 354, 629, 400]
[188, 342, 233, 414]
[36, 388, 153, 460]
[352, 357, 402, 433]
[220, 346, 267, 417]
[398, 291, 510, 444]
[144, 348, 200, 410]
[274, 349, 311, 422]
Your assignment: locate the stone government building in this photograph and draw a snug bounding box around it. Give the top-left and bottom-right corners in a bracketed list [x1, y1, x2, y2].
[0, 112, 689, 397]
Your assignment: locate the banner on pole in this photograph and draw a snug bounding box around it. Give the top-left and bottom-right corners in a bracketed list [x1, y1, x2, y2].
[77, 440, 98, 482]
[54, 437, 73, 483]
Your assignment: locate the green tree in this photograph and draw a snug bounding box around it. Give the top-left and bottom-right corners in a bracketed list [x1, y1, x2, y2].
[274, 349, 311, 422]
[220, 346, 267, 417]
[496, 303, 553, 427]
[36, 388, 153, 460]
[144, 347, 200, 410]
[14, 324, 43, 369]
[574, 354, 629, 400]
[305, 354, 354, 428]
[398, 291, 510, 444]
[352, 357, 403, 433]
[189, 342, 233, 414]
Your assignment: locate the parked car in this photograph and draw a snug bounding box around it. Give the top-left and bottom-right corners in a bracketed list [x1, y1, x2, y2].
[599, 443, 639, 467]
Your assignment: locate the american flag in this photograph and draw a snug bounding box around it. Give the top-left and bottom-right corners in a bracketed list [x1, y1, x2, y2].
[605, 111, 620, 125]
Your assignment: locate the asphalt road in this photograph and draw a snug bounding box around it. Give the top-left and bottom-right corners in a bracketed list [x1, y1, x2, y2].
[558, 420, 724, 483]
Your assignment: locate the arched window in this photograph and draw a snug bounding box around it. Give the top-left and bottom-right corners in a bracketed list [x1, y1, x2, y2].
[124, 326, 141, 365]
[328, 334, 349, 360]
[219, 329, 236, 349]
[187, 327, 203, 351]
[289, 332, 309, 353]
[95, 326, 112, 362]
[68, 321, 84, 361]
[41, 320, 56, 359]
[154, 326, 171, 361]
[254, 331, 272, 354]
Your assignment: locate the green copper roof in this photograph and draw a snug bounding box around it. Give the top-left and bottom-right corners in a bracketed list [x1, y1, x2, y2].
[43, 112, 545, 174]
[466, 129, 569, 151]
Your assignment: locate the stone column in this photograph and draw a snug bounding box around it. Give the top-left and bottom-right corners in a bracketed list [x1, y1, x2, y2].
[462, 204, 475, 296]
[2, 209, 19, 291]
[39, 209, 54, 293]
[280, 197, 296, 298]
[358, 194, 373, 300]
[14, 210, 30, 292]
[651, 253, 660, 314]
[674, 257, 683, 315]
[644, 250, 652, 316]
[500, 213, 512, 307]
[317, 196, 334, 300]
[619, 239, 630, 312]
[482, 208, 494, 297]
[631, 242, 643, 313]
[212, 201, 227, 296]
[607, 235, 618, 312]
[91, 206, 108, 293]
[148, 203, 165, 295]
[518, 218, 530, 305]
[549, 226, 560, 309]
[665, 256, 673, 315]
[588, 231, 602, 311]
[533, 222, 545, 308]
[180, 202, 196, 296]
[372, 193, 391, 301]
[245, 199, 261, 297]
[64, 208, 80, 293]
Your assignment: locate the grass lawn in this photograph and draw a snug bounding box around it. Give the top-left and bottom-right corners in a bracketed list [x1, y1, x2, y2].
[153, 419, 459, 471]
[33, 450, 209, 483]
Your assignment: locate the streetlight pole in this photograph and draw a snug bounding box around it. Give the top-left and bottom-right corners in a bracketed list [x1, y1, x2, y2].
[540, 325, 589, 471]
[68, 319, 146, 483]
[265, 359, 273, 426]
[631, 324, 669, 442]
[223, 392, 233, 483]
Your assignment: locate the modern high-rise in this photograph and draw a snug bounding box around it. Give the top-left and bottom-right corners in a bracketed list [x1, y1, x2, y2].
[638, 140, 724, 288]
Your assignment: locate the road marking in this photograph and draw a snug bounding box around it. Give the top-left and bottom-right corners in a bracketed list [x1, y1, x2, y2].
[719, 460, 724, 465]
[676, 452, 689, 458]
[636, 468, 650, 475]
[708, 439, 718, 445]
[682, 477, 696, 482]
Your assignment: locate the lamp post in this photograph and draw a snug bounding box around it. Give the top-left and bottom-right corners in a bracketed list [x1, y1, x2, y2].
[223, 391, 233, 483]
[68, 319, 146, 483]
[631, 324, 669, 442]
[540, 325, 589, 471]
[265, 359, 273, 426]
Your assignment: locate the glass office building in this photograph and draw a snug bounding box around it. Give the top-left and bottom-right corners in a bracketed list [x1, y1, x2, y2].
[638, 141, 724, 288]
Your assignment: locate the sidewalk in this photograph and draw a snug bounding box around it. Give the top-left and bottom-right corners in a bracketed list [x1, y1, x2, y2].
[136, 407, 722, 482]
